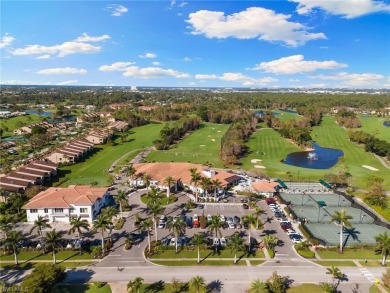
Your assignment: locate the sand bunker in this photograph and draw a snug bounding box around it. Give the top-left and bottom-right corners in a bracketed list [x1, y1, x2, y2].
[251, 159, 262, 163]
[254, 165, 266, 169]
[362, 165, 379, 171]
[211, 139, 215, 141]
[199, 145, 205, 147]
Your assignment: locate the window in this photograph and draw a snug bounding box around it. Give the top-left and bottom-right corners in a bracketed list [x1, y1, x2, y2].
[44, 208, 48, 213]
[80, 208, 88, 213]
[69, 208, 75, 214]
[30, 209, 38, 213]
[54, 208, 63, 213]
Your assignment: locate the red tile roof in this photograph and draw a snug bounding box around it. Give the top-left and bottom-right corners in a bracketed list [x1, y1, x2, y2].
[251, 179, 280, 193]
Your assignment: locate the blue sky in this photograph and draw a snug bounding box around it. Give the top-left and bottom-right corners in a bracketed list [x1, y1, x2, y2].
[1, 0, 389, 88]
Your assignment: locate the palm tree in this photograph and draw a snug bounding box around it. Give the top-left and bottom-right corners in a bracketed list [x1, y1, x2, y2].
[375, 231, 390, 266]
[248, 279, 267, 293]
[211, 178, 222, 198]
[166, 217, 186, 253]
[115, 190, 128, 219]
[254, 207, 266, 229]
[189, 275, 207, 293]
[263, 235, 279, 253]
[92, 214, 113, 253]
[143, 173, 152, 190]
[101, 206, 119, 221]
[0, 217, 12, 239]
[192, 233, 206, 264]
[139, 218, 153, 252]
[242, 213, 257, 251]
[45, 229, 62, 264]
[5, 231, 23, 265]
[147, 203, 164, 242]
[190, 170, 202, 202]
[68, 216, 90, 255]
[227, 232, 245, 264]
[30, 215, 51, 239]
[146, 186, 161, 206]
[319, 282, 335, 293]
[207, 215, 224, 239]
[200, 177, 212, 197]
[126, 165, 136, 187]
[326, 265, 343, 288]
[164, 176, 174, 198]
[127, 277, 143, 293]
[330, 209, 353, 253]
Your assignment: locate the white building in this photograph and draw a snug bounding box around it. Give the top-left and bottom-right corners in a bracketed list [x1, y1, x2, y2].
[23, 185, 110, 223]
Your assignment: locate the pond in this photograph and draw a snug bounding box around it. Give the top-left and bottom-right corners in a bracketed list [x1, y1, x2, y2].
[25, 110, 52, 116]
[283, 142, 344, 169]
[384, 121, 390, 127]
[1, 136, 28, 142]
[280, 109, 298, 114]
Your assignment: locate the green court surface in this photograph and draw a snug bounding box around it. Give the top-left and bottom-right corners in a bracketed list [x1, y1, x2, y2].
[305, 223, 389, 246]
[146, 123, 228, 168]
[280, 192, 352, 208]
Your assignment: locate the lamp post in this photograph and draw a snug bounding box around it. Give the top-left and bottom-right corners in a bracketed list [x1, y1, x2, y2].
[301, 192, 305, 206]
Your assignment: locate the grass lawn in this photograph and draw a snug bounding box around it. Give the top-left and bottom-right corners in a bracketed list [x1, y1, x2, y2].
[351, 191, 390, 222]
[151, 248, 265, 259]
[314, 260, 357, 267]
[1, 114, 43, 137]
[140, 194, 178, 206]
[0, 261, 96, 269]
[370, 285, 390, 293]
[357, 115, 390, 143]
[287, 284, 323, 293]
[296, 249, 315, 258]
[63, 283, 112, 293]
[55, 123, 164, 186]
[273, 109, 303, 121]
[316, 248, 381, 259]
[146, 123, 229, 168]
[363, 260, 389, 267]
[250, 260, 265, 265]
[151, 259, 247, 266]
[0, 250, 94, 261]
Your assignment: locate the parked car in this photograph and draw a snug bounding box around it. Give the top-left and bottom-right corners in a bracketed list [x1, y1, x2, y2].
[226, 216, 233, 223]
[220, 237, 227, 246]
[159, 215, 166, 222]
[193, 214, 199, 221]
[228, 222, 235, 229]
[158, 222, 165, 229]
[198, 204, 204, 209]
[207, 214, 212, 222]
[220, 215, 226, 222]
[170, 238, 176, 246]
[286, 229, 296, 235]
[234, 216, 241, 223]
[186, 217, 193, 228]
[213, 238, 220, 246]
[161, 237, 170, 246]
[243, 204, 249, 209]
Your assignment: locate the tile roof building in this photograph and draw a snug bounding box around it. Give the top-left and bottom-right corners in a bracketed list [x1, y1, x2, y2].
[23, 185, 110, 223]
[251, 179, 280, 197]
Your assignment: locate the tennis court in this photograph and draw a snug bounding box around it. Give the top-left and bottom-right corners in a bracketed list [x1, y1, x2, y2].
[306, 223, 389, 246]
[280, 192, 351, 208]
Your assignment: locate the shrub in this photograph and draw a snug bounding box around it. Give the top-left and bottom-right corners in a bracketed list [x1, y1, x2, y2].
[114, 218, 125, 230]
[267, 248, 275, 258]
[90, 246, 102, 258]
[199, 216, 207, 229]
[383, 268, 390, 289]
[93, 281, 106, 288]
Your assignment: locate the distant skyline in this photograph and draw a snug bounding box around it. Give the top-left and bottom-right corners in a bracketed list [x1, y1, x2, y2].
[1, 0, 389, 88]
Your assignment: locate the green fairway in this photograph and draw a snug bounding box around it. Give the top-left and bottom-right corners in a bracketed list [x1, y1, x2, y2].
[146, 123, 229, 168]
[56, 123, 164, 186]
[1, 114, 43, 137]
[357, 115, 390, 143]
[273, 109, 303, 121]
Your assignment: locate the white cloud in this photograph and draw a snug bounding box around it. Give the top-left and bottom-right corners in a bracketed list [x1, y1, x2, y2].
[252, 55, 347, 74]
[314, 72, 385, 87]
[0, 80, 40, 85]
[37, 67, 87, 75]
[195, 74, 218, 80]
[139, 52, 157, 59]
[290, 0, 390, 18]
[123, 66, 190, 79]
[57, 80, 78, 85]
[107, 4, 128, 17]
[152, 61, 161, 66]
[99, 62, 135, 71]
[12, 34, 109, 57]
[36, 54, 51, 60]
[186, 7, 326, 47]
[0, 33, 15, 49]
[74, 33, 111, 42]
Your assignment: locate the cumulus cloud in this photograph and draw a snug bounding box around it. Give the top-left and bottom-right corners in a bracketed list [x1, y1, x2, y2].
[57, 80, 78, 85]
[0, 33, 15, 49]
[290, 0, 390, 18]
[313, 72, 385, 87]
[123, 66, 190, 79]
[196, 72, 277, 86]
[186, 7, 326, 47]
[12, 34, 109, 58]
[99, 62, 135, 71]
[139, 52, 157, 59]
[37, 67, 87, 75]
[107, 4, 128, 16]
[36, 54, 51, 60]
[152, 61, 161, 66]
[252, 55, 347, 74]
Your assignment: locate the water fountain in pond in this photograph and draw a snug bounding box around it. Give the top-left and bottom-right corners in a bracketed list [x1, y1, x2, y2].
[307, 152, 318, 160]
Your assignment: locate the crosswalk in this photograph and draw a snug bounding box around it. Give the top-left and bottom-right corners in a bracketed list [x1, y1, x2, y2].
[359, 268, 376, 283]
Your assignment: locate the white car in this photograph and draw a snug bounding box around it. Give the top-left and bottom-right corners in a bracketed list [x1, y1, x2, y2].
[159, 215, 166, 222]
[220, 215, 226, 222]
[170, 238, 176, 246]
[193, 214, 199, 221]
[286, 229, 296, 235]
[292, 238, 302, 244]
[228, 222, 235, 229]
[213, 238, 220, 246]
[207, 214, 212, 222]
[158, 222, 165, 229]
[220, 237, 227, 246]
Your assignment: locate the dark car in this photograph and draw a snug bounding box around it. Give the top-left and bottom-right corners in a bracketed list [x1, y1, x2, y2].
[198, 204, 204, 209]
[243, 222, 249, 229]
[186, 216, 193, 228]
[234, 216, 241, 223]
[161, 237, 170, 246]
[243, 203, 249, 209]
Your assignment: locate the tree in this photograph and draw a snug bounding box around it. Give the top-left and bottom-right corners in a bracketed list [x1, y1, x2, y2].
[375, 231, 390, 266]
[101, 206, 119, 222]
[192, 233, 206, 264]
[383, 268, 390, 289]
[227, 232, 245, 264]
[68, 216, 90, 255]
[147, 203, 164, 242]
[164, 176, 174, 198]
[263, 235, 279, 253]
[319, 282, 336, 293]
[207, 215, 224, 239]
[189, 275, 207, 293]
[143, 173, 152, 190]
[171, 277, 182, 293]
[330, 209, 353, 253]
[20, 263, 66, 293]
[190, 169, 202, 202]
[127, 165, 136, 187]
[92, 214, 113, 254]
[248, 279, 267, 293]
[242, 213, 257, 251]
[45, 229, 62, 264]
[326, 265, 343, 290]
[139, 218, 153, 252]
[254, 207, 266, 229]
[127, 277, 143, 293]
[211, 178, 222, 197]
[146, 186, 161, 206]
[4, 230, 23, 265]
[0, 216, 12, 239]
[200, 177, 212, 197]
[166, 216, 186, 253]
[266, 271, 289, 293]
[30, 215, 51, 249]
[115, 190, 128, 219]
